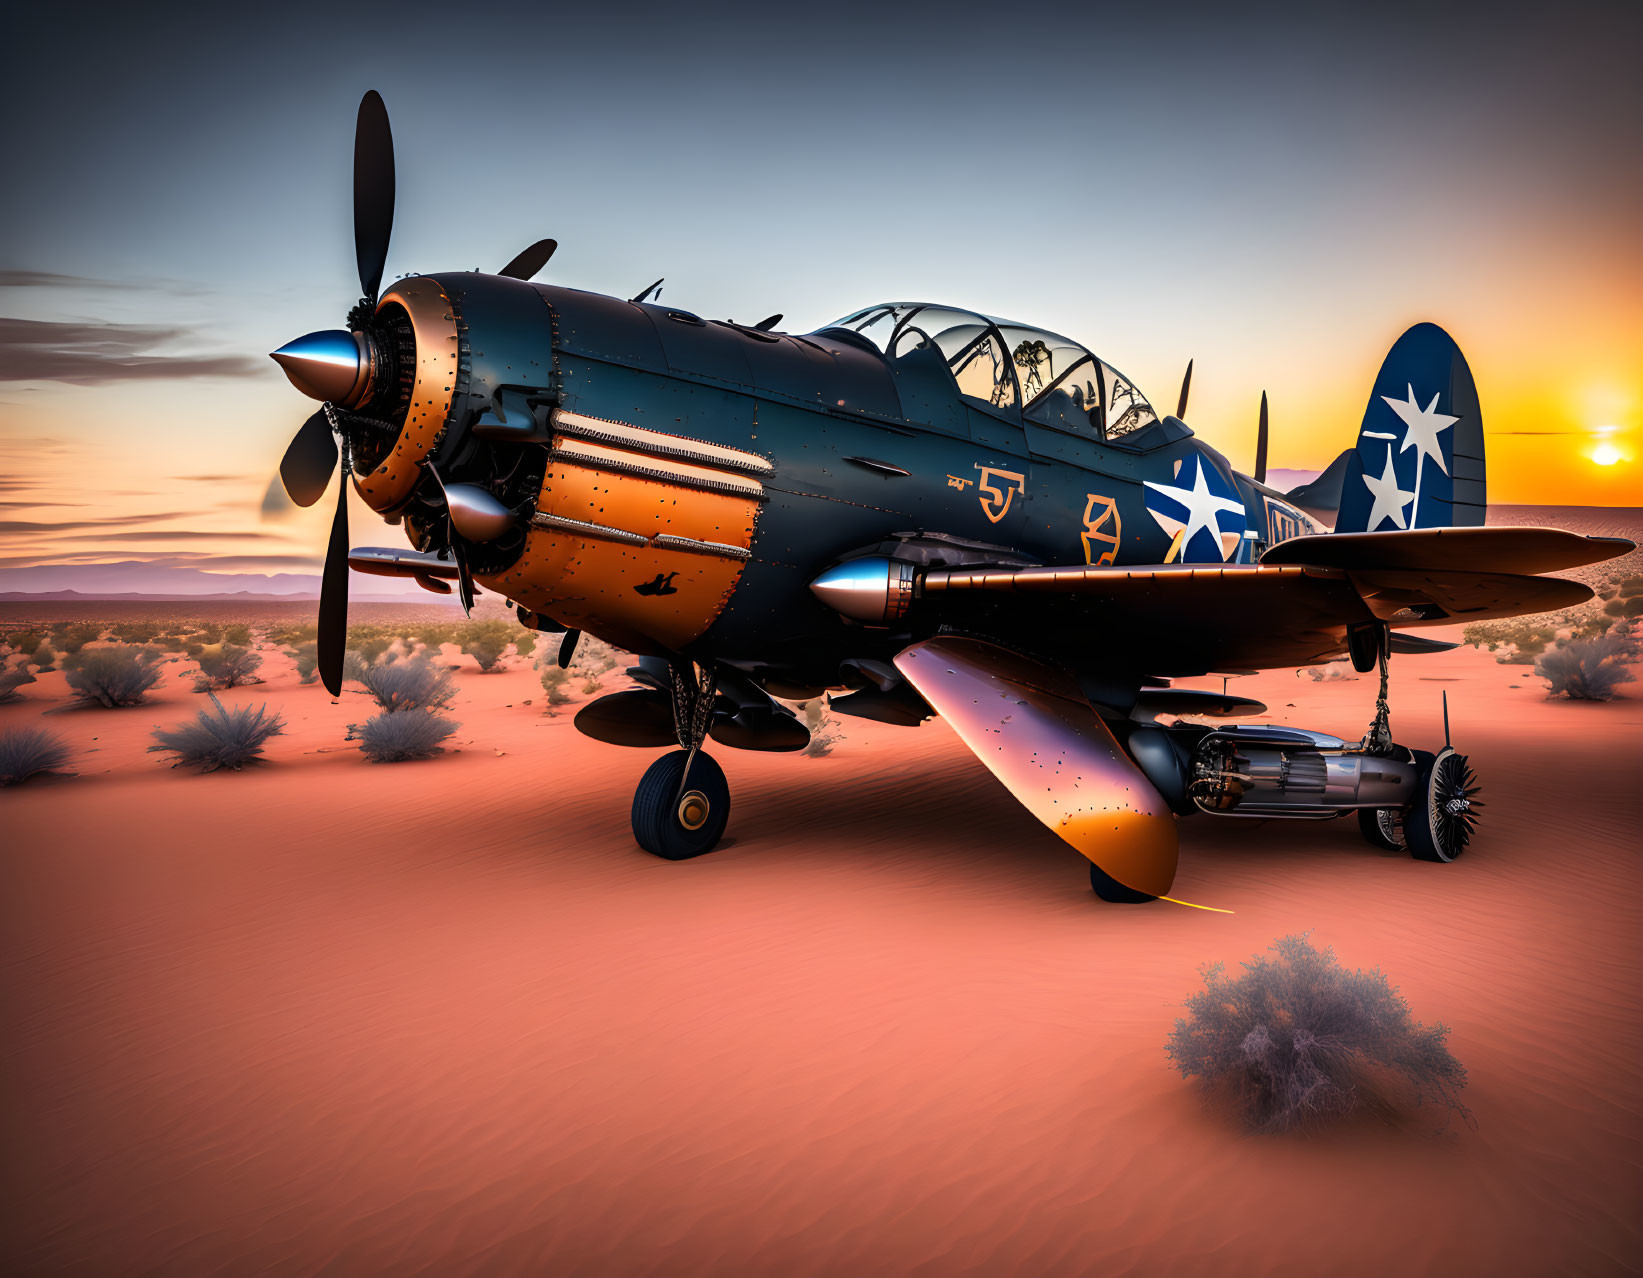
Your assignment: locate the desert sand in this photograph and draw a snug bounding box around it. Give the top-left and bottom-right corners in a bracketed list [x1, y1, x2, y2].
[3, 532, 1642, 1274]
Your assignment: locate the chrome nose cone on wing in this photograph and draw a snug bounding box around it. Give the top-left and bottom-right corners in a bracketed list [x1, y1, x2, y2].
[270, 329, 372, 404]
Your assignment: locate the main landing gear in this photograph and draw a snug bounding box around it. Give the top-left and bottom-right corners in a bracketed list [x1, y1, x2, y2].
[1348, 625, 1483, 862]
[631, 662, 731, 860]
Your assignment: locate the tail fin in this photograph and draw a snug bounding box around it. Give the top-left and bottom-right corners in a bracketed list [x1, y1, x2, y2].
[1334, 322, 1485, 533]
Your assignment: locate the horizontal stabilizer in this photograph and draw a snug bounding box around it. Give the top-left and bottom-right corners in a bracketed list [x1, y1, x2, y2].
[1285, 448, 1355, 516]
[1263, 526, 1634, 576]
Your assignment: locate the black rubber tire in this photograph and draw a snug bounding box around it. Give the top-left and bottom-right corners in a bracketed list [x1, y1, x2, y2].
[1357, 807, 1406, 852]
[631, 750, 731, 860]
[1090, 862, 1157, 904]
[1405, 746, 1477, 864]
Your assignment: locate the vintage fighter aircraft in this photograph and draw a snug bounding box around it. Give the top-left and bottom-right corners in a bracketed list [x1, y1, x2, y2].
[269, 93, 1632, 903]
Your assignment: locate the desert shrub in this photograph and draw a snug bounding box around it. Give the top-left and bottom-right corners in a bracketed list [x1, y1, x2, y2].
[6, 628, 46, 654]
[222, 623, 253, 646]
[346, 625, 399, 666]
[0, 727, 74, 785]
[192, 643, 263, 691]
[29, 642, 57, 672]
[455, 619, 515, 672]
[1535, 630, 1638, 701]
[412, 622, 456, 652]
[111, 620, 164, 645]
[539, 665, 572, 705]
[149, 692, 285, 772]
[153, 632, 192, 653]
[1619, 575, 1643, 598]
[348, 708, 458, 762]
[513, 628, 537, 658]
[63, 644, 164, 707]
[799, 697, 840, 757]
[353, 655, 455, 711]
[580, 674, 603, 695]
[0, 667, 38, 704]
[51, 622, 104, 654]
[1166, 934, 1469, 1133]
[270, 623, 318, 648]
[291, 641, 320, 684]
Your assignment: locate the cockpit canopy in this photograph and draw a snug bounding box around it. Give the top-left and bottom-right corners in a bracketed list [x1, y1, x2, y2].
[820, 303, 1160, 442]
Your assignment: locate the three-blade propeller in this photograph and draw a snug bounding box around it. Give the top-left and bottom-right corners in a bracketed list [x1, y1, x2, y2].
[272, 92, 401, 696]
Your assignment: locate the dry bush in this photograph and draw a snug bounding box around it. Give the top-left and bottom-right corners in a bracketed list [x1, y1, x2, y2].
[110, 620, 164, 645]
[270, 623, 318, 647]
[458, 619, 516, 672]
[0, 666, 38, 704]
[539, 664, 573, 705]
[63, 644, 164, 707]
[29, 642, 57, 672]
[149, 693, 285, 772]
[6, 628, 46, 654]
[192, 643, 263, 691]
[0, 727, 74, 784]
[51, 621, 104, 654]
[291, 641, 320, 684]
[347, 626, 399, 666]
[1166, 934, 1469, 1133]
[348, 708, 458, 762]
[222, 623, 253, 647]
[353, 655, 455, 712]
[1535, 629, 1638, 701]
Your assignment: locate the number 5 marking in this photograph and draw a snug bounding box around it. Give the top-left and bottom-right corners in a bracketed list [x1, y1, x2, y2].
[975, 465, 1025, 523]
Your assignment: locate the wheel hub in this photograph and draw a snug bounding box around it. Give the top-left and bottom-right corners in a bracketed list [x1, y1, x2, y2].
[677, 790, 710, 831]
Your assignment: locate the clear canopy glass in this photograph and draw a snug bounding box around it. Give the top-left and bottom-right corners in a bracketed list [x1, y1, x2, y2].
[822, 303, 1157, 438]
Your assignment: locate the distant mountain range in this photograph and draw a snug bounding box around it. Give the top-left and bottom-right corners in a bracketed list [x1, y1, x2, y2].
[0, 559, 425, 600]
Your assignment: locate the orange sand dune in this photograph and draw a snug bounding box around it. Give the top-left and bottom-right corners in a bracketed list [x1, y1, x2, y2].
[3, 636, 1641, 1276]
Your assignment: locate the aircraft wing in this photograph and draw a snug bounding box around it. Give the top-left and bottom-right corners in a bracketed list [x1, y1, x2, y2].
[916, 524, 1628, 676]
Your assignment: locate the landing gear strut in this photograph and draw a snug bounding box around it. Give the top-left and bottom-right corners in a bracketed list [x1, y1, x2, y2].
[631, 662, 731, 860]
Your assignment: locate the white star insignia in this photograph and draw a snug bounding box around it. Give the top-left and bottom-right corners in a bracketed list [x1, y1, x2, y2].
[1381, 382, 1459, 477]
[1144, 459, 1246, 562]
[1361, 444, 1415, 531]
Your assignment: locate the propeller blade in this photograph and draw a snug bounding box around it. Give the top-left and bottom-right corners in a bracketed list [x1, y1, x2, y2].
[499, 238, 558, 281]
[452, 542, 475, 616]
[557, 628, 581, 668]
[1255, 390, 1269, 484]
[753, 314, 783, 331]
[317, 473, 350, 696]
[630, 278, 664, 304]
[1176, 358, 1192, 419]
[279, 409, 338, 507]
[353, 90, 396, 302]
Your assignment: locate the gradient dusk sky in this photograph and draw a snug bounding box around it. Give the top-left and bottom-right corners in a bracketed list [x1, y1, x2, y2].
[2, 1, 1639, 593]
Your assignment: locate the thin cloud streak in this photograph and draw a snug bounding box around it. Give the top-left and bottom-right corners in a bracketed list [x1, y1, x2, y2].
[0, 317, 265, 384]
